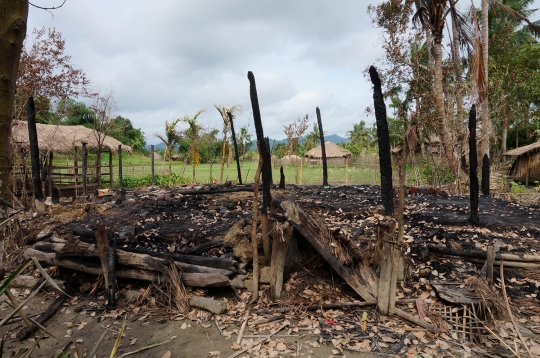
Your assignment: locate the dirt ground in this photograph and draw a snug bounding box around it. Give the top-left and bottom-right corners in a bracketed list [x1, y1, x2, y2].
[2, 184, 540, 357]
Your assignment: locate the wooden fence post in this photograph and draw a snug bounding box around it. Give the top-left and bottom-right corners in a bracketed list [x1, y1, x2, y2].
[118, 145, 125, 202]
[109, 150, 113, 190]
[82, 142, 87, 196]
[151, 144, 155, 187]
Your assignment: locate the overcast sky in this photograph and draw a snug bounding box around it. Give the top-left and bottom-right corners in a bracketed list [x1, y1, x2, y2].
[27, 0, 540, 144]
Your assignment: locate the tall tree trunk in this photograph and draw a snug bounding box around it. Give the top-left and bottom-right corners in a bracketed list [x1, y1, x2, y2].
[450, 5, 464, 121]
[501, 114, 508, 162]
[0, 1, 29, 265]
[433, 41, 459, 177]
[479, 0, 491, 165]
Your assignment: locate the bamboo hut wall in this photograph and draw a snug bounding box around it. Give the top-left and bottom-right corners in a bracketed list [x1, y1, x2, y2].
[510, 153, 540, 184]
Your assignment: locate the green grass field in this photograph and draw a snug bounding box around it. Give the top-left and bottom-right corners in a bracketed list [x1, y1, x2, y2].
[51, 151, 380, 186]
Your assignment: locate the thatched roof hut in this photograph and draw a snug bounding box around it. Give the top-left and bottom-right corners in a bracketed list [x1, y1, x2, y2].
[505, 140, 540, 184]
[11, 121, 132, 154]
[304, 141, 352, 159]
[273, 154, 303, 166]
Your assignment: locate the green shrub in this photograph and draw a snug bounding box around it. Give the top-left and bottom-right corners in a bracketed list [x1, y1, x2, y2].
[115, 173, 188, 188]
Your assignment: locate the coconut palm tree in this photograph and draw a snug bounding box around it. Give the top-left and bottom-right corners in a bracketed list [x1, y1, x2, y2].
[214, 104, 242, 183]
[180, 110, 205, 183]
[484, 0, 540, 158]
[413, 0, 460, 177]
[154, 118, 182, 174]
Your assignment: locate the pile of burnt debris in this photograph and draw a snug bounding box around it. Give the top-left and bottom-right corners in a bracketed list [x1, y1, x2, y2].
[10, 182, 540, 356]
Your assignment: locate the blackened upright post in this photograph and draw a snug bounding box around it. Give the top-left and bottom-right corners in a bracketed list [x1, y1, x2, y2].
[248, 71, 272, 263]
[279, 166, 285, 189]
[482, 154, 490, 196]
[369, 66, 393, 216]
[151, 144, 155, 186]
[26, 96, 43, 201]
[82, 142, 88, 196]
[228, 112, 243, 185]
[316, 107, 328, 187]
[469, 105, 479, 225]
[248, 71, 272, 208]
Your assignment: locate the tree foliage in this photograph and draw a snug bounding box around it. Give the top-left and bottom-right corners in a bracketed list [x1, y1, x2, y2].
[16, 27, 93, 122]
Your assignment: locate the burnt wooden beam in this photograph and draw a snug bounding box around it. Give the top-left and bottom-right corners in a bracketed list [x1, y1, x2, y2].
[16, 277, 76, 340]
[26, 95, 42, 201]
[469, 105, 479, 225]
[316, 107, 328, 187]
[369, 66, 393, 216]
[281, 201, 375, 303]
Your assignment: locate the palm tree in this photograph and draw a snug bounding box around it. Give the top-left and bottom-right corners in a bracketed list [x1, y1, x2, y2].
[154, 118, 182, 173]
[304, 123, 320, 152]
[484, 0, 540, 158]
[214, 104, 242, 183]
[413, 0, 460, 177]
[180, 110, 205, 183]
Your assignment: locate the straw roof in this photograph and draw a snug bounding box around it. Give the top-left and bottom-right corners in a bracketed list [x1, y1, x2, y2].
[11, 121, 132, 154]
[504, 140, 540, 157]
[304, 141, 351, 159]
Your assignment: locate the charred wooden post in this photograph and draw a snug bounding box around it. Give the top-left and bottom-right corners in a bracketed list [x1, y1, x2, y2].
[151, 144, 155, 186]
[251, 150, 263, 298]
[376, 218, 399, 315]
[369, 66, 393, 216]
[316, 107, 328, 187]
[26, 95, 43, 202]
[228, 112, 243, 185]
[52, 187, 59, 204]
[96, 222, 109, 288]
[279, 166, 285, 189]
[482, 154, 490, 196]
[82, 142, 88, 195]
[248, 71, 272, 264]
[107, 233, 117, 308]
[118, 145, 125, 202]
[469, 105, 479, 225]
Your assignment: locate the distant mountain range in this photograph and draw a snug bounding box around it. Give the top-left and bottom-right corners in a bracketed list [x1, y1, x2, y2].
[146, 134, 348, 151]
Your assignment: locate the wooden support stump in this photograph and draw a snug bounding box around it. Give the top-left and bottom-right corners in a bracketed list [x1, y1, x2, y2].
[107, 234, 117, 308]
[486, 245, 494, 284]
[95, 222, 109, 287]
[279, 166, 285, 189]
[376, 218, 399, 316]
[270, 221, 293, 301]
